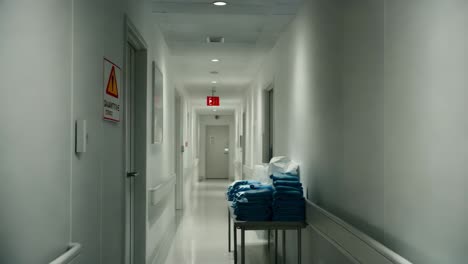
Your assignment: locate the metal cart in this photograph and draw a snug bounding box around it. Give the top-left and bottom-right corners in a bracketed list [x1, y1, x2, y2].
[228, 204, 306, 264]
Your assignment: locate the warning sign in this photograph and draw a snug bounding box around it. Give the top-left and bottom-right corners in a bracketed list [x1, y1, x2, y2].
[103, 58, 121, 122]
[106, 66, 119, 98]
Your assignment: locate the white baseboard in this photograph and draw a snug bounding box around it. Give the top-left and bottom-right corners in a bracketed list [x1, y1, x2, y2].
[305, 200, 412, 264]
[149, 222, 177, 264]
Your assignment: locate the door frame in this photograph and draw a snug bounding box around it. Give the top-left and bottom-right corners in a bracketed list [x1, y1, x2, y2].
[205, 125, 230, 179]
[123, 16, 147, 264]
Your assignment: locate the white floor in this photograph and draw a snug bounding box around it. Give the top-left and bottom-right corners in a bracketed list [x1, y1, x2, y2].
[164, 179, 271, 264]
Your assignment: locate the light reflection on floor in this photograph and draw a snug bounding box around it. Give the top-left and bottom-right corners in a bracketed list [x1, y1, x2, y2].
[163, 180, 271, 264]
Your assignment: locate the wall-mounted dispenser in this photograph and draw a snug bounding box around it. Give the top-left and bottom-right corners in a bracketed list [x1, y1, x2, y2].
[75, 120, 87, 153]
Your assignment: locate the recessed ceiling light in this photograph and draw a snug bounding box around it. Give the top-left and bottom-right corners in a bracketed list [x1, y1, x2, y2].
[207, 36, 225, 43]
[213, 109, 217, 112]
[213, 1, 227, 6]
[211, 81, 217, 84]
[211, 59, 220, 62]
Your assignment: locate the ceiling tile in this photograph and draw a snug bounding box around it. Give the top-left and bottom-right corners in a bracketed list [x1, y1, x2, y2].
[152, 0, 304, 99]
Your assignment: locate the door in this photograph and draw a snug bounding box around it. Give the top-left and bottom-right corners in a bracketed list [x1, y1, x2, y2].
[125, 42, 137, 264]
[269, 88, 274, 160]
[242, 111, 246, 165]
[263, 87, 274, 163]
[174, 93, 184, 210]
[206, 126, 230, 179]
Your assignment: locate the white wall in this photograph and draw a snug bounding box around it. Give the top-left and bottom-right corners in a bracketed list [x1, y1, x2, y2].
[246, 0, 468, 263]
[382, 1, 468, 262]
[0, 1, 72, 263]
[144, 21, 177, 264]
[72, 0, 129, 262]
[73, 0, 177, 262]
[0, 0, 177, 263]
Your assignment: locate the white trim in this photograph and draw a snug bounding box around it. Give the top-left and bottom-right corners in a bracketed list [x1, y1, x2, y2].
[123, 15, 148, 264]
[149, 221, 176, 264]
[49, 243, 82, 264]
[306, 200, 413, 264]
[149, 173, 177, 206]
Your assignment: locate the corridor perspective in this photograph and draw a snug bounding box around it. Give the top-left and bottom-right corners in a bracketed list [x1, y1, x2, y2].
[1, 0, 468, 264]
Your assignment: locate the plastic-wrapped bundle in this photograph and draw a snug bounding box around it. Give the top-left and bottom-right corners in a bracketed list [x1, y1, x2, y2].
[226, 180, 261, 201]
[231, 187, 273, 221]
[270, 173, 305, 221]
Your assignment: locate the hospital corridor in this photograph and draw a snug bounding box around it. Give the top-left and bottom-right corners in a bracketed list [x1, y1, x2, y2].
[1, 0, 468, 264]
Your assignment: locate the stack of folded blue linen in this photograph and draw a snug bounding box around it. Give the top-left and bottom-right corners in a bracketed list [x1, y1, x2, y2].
[226, 180, 261, 201]
[271, 174, 305, 221]
[231, 186, 273, 221]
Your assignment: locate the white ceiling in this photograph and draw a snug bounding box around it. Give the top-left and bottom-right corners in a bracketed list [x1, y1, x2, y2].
[152, 0, 303, 110]
[196, 109, 235, 116]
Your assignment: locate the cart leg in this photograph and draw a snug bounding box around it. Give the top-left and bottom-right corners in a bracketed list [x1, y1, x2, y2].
[241, 228, 245, 264]
[268, 229, 271, 251]
[282, 230, 286, 264]
[228, 209, 231, 252]
[275, 229, 278, 264]
[297, 228, 301, 264]
[234, 226, 237, 264]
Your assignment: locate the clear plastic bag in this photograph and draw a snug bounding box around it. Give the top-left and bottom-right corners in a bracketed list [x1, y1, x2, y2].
[252, 164, 270, 184]
[267, 156, 299, 176]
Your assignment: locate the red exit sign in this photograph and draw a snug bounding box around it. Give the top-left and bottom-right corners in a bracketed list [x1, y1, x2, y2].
[207, 96, 220, 106]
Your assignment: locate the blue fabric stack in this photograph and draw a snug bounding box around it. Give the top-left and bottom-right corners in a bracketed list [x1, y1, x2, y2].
[226, 180, 261, 201]
[231, 185, 273, 221]
[271, 174, 305, 221]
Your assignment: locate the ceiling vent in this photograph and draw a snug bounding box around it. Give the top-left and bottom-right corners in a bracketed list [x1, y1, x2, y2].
[206, 36, 225, 43]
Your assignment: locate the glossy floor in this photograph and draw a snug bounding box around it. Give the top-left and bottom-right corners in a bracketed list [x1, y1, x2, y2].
[164, 179, 271, 264]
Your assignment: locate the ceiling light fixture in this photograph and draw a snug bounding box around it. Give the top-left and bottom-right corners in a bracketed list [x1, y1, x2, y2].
[213, 109, 217, 112]
[211, 59, 220, 62]
[211, 81, 217, 84]
[207, 36, 225, 43]
[212, 1, 227, 6]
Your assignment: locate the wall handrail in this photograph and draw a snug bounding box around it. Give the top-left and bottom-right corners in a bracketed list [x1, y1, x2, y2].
[149, 173, 176, 206]
[49, 243, 82, 264]
[306, 199, 412, 264]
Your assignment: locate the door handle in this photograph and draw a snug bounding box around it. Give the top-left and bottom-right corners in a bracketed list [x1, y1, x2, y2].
[127, 171, 139, 178]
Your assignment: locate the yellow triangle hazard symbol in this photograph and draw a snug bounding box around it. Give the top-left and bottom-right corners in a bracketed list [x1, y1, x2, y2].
[106, 66, 119, 98]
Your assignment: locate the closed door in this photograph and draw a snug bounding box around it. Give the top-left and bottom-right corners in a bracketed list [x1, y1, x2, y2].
[174, 93, 184, 210]
[206, 126, 229, 179]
